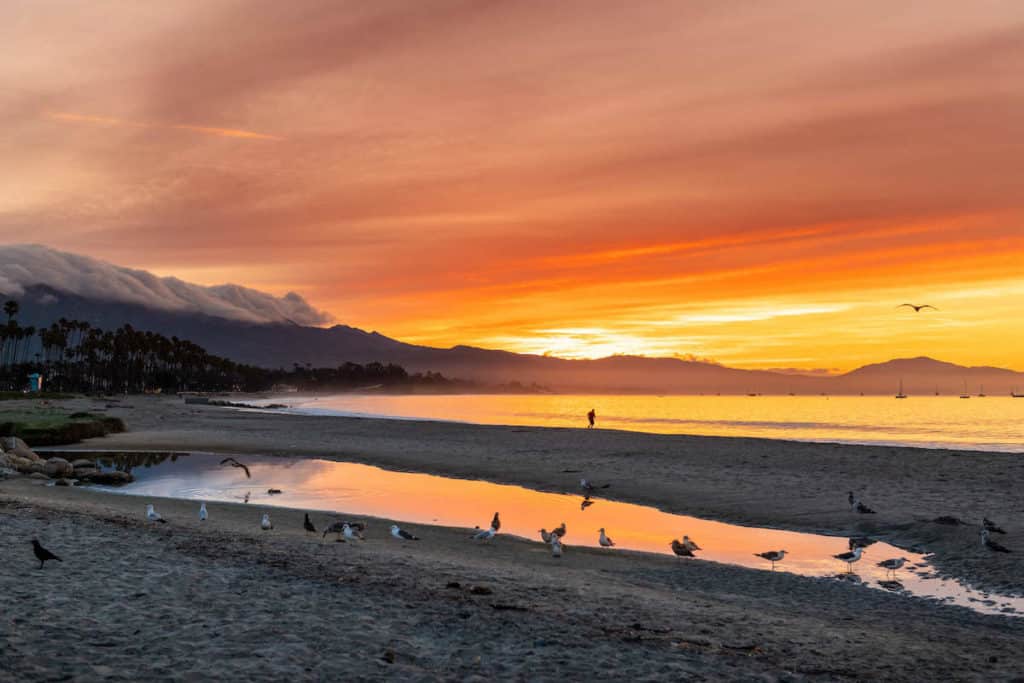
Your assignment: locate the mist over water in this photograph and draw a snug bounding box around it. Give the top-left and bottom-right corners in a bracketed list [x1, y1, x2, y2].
[266, 394, 1024, 453]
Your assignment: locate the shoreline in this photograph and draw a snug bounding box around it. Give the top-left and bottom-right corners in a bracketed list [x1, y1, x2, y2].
[11, 394, 1024, 596]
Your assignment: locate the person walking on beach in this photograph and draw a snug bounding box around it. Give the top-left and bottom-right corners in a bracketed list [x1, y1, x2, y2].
[587, 408, 596, 429]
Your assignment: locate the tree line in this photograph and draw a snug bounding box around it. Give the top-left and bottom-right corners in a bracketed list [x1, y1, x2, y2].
[0, 299, 457, 394]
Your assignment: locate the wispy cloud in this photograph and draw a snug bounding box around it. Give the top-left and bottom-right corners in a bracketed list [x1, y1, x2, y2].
[44, 112, 283, 141]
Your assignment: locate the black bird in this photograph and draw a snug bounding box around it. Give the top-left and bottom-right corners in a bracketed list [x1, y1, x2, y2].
[581, 497, 595, 511]
[219, 457, 251, 479]
[580, 478, 611, 494]
[491, 512, 501, 532]
[897, 303, 937, 312]
[848, 491, 876, 514]
[981, 529, 1011, 553]
[303, 513, 316, 535]
[848, 536, 878, 551]
[31, 539, 62, 569]
[983, 517, 1007, 534]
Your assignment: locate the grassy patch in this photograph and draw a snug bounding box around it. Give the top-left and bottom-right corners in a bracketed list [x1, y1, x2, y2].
[0, 410, 126, 447]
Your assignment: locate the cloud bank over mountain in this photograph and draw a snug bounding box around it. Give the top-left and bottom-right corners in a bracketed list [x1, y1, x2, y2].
[0, 244, 332, 326]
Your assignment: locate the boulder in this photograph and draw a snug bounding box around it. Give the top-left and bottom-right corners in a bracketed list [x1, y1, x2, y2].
[71, 459, 96, 469]
[73, 466, 98, 479]
[54, 478, 75, 487]
[84, 470, 134, 485]
[44, 457, 75, 478]
[10, 456, 36, 473]
[29, 472, 50, 480]
[1, 437, 42, 461]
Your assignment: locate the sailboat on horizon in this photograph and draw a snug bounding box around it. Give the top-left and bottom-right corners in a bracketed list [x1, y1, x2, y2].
[978, 384, 986, 398]
[959, 380, 970, 399]
[895, 379, 907, 399]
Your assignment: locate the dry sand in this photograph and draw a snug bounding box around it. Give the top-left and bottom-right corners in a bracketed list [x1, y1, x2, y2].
[2, 394, 1022, 680]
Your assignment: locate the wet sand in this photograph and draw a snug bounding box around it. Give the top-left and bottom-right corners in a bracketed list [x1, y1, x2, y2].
[3, 480, 1023, 681]
[44, 394, 1024, 596]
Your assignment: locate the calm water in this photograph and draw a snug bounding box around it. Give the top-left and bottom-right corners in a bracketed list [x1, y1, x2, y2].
[80, 451, 1021, 617]
[257, 394, 1024, 452]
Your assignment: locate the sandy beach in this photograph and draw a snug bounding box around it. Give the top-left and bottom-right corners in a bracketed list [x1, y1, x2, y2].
[2, 394, 1023, 680]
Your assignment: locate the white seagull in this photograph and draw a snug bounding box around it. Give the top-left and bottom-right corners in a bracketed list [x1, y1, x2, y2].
[877, 557, 909, 578]
[539, 528, 553, 543]
[199, 503, 208, 522]
[261, 513, 273, 530]
[598, 528, 615, 548]
[682, 535, 701, 552]
[146, 504, 167, 524]
[391, 524, 420, 541]
[670, 539, 694, 557]
[342, 523, 364, 541]
[472, 526, 497, 541]
[551, 535, 563, 558]
[833, 546, 863, 573]
[754, 550, 787, 569]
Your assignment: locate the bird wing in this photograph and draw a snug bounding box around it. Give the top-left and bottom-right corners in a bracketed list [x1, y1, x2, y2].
[919, 305, 937, 311]
[239, 463, 251, 478]
[896, 304, 915, 309]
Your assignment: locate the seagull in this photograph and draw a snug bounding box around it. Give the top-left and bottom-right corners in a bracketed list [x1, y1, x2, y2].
[552, 523, 567, 539]
[848, 491, 876, 514]
[897, 303, 937, 312]
[539, 528, 552, 543]
[598, 528, 615, 548]
[391, 524, 419, 541]
[983, 518, 1007, 534]
[981, 528, 1011, 553]
[342, 523, 364, 541]
[833, 546, 864, 573]
[243, 491, 251, 504]
[670, 539, 694, 557]
[682, 535, 701, 552]
[219, 457, 251, 478]
[848, 536, 877, 551]
[146, 504, 167, 524]
[31, 539, 62, 569]
[303, 513, 316, 535]
[581, 497, 595, 511]
[490, 512, 501, 532]
[551, 535, 563, 558]
[472, 527, 496, 541]
[261, 513, 273, 531]
[199, 503, 208, 522]
[877, 557, 910, 578]
[322, 521, 347, 542]
[580, 478, 611, 494]
[754, 550, 787, 569]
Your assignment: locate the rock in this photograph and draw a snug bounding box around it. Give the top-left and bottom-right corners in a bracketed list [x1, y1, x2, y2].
[11, 456, 36, 473]
[73, 466, 98, 479]
[29, 472, 50, 480]
[44, 457, 75, 478]
[1, 437, 42, 461]
[54, 478, 75, 487]
[0, 466, 17, 478]
[82, 470, 134, 485]
[71, 459, 96, 469]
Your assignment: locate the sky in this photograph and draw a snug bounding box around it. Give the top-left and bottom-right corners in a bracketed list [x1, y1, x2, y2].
[1, 1, 1023, 371]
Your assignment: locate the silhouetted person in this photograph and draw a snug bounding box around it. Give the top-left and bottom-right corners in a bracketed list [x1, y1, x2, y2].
[587, 408, 596, 429]
[32, 539, 61, 569]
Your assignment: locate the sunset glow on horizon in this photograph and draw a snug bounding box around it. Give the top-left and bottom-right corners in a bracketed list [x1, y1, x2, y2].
[3, 2, 1023, 371]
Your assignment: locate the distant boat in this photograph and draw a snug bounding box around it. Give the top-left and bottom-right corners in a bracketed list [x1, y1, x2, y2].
[1013, 387, 1024, 398]
[959, 381, 970, 399]
[896, 379, 907, 399]
[978, 385, 986, 398]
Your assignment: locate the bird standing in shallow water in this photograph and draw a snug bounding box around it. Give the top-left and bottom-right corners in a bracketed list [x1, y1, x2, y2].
[146, 504, 167, 524]
[755, 550, 787, 569]
[199, 503, 208, 521]
[598, 528, 615, 548]
[31, 539, 61, 569]
[261, 513, 273, 531]
[877, 557, 909, 579]
[833, 546, 864, 573]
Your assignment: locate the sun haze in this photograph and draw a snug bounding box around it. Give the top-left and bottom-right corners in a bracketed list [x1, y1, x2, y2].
[2, 2, 1022, 370]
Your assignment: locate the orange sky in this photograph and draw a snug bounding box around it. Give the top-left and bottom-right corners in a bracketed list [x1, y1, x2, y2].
[2, 1, 1023, 371]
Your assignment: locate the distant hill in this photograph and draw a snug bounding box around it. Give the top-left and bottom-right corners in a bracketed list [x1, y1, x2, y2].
[11, 285, 1024, 394]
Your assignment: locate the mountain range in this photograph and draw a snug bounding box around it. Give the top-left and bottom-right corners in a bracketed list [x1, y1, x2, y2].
[4, 246, 1022, 395]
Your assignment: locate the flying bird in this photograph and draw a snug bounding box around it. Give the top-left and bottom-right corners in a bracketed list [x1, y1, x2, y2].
[681, 535, 701, 552]
[981, 528, 1010, 553]
[539, 528, 552, 543]
[897, 303, 937, 312]
[552, 523, 567, 539]
[391, 524, 419, 541]
[261, 513, 273, 530]
[303, 513, 316, 535]
[670, 539, 694, 557]
[490, 512, 501, 532]
[833, 546, 864, 573]
[983, 518, 1006, 534]
[754, 550, 787, 569]
[877, 557, 909, 578]
[219, 457, 251, 478]
[581, 497, 595, 511]
[31, 539, 62, 569]
[598, 528, 615, 548]
[199, 503, 208, 522]
[146, 504, 167, 524]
